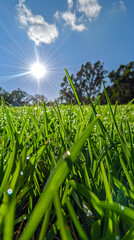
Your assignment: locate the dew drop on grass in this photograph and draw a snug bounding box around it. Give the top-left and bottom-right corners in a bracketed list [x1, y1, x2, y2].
[26, 156, 30, 160]
[7, 189, 13, 195]
[20, 171, 23, 175]
[115, 236, 120, 240]
[121, 205, 124, 211]
[66, 151, 70, 156]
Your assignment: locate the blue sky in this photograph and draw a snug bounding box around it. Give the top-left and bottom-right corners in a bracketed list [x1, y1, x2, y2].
[0, 0, 133, 100]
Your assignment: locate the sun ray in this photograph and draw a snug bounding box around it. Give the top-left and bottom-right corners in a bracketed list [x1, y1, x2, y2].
[0, 20, 33, 63]
[0, 71, 31, 81]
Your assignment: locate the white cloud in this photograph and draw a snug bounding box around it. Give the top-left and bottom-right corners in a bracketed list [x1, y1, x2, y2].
[72, 23, 86, 31]
[54, 0, 102, 32]
[120, 1, 126, 12]
[17, 0, 102, 40]
[53, 10, 60, 22]
[77, 0, 102, 20]
[18, 0, 25, 4]
[27, 23, 59, 45]
[112, 1, 126, 13]
[61, 11, 86, 31]
[68, 0, 73, 9]
[17, 0, 59, 45]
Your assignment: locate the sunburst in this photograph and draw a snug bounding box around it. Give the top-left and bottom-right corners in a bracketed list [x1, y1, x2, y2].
[0, 20, 71, 100]
[30, 62, 46, 79]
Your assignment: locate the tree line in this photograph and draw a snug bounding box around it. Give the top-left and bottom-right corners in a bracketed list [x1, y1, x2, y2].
[59, 60, 134, 104]
[0, 88, 48, 106]
[0, 60, 134, 105]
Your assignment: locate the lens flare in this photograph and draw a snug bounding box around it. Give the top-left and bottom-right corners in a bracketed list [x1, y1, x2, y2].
[30, 62, 46, 79]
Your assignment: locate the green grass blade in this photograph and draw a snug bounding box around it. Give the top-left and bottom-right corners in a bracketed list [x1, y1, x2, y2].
[42, 101, 48, 138]
[91, 219, 101, 240]
[70, 117, 99, 162]
[38, 204, 52, 240]
[126, 117, 133, 150]
[83, 163, 91, 190]
[119, 155, 134, 192]
[122, 225, 134, 240]
[53, 99, 65, 139]
[64, 68, 84, 120]
[18, 118, 27, 144]
[4, 194, 15, 240]
[66, 199, 88, 240]
[97, 201, 134, 222]
[29, 112, 41, 133]
[100, 162, 113, 203]
[103, 81, 130, 162]
[1, 97, 15, 143]
[54, 191, 73, 240]
[69, 180, 103, 216]
[0, 144, 16, 198]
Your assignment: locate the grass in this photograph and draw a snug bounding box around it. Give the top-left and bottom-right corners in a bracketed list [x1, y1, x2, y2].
[0, 70, 134, 239]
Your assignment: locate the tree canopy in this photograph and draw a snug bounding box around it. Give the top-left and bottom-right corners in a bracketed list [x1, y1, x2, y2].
[60, 61, 108, 104]
[100, 61, 134, 104]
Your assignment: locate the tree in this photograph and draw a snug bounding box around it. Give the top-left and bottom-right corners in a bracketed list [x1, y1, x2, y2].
[109, 62, 134, 104]
[10, 88, 33, 105]
[0, 88, 11, 104]
[100, 61, 134, 104]
[60, 61, 108, 104]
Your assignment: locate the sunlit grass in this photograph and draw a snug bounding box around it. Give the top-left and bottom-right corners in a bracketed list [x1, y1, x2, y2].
[0, 70, 134, 239]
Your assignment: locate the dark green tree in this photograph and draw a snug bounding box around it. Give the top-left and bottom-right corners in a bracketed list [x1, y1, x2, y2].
[60, 61, 108, 104]
[10, 88, 33, 105]
[109, 61, 134, 104]
[76, 61, 107, 98]
[100, 61, 134, 104]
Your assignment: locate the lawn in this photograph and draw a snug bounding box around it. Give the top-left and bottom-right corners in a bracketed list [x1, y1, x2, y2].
[0, 71, 134, 239]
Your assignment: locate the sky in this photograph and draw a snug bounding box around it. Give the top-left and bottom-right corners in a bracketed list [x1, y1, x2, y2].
[0, 0, 134, 100]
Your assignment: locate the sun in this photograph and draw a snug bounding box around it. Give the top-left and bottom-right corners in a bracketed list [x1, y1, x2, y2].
[30, 62, 46, 79]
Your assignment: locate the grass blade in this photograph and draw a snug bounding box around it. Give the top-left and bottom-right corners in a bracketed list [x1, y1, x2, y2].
[64, 68, 84, 120]
[54, 191, 73, 240]
[97, 201, 134, 222]
[4, 194, 15, 240]
[66, 199, 88, 240]
[0, 144, 16, 198]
